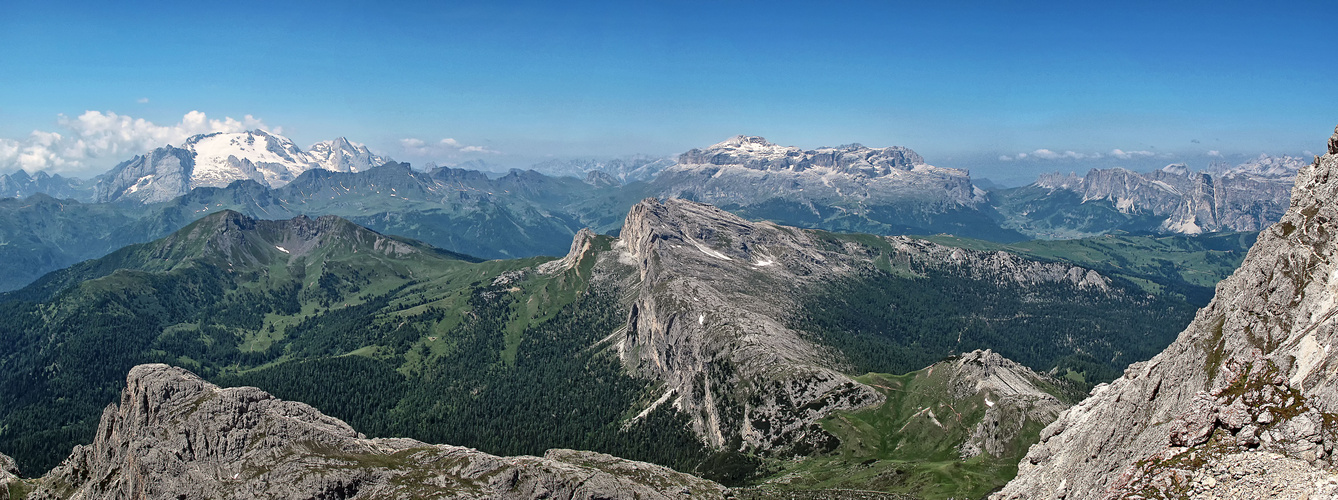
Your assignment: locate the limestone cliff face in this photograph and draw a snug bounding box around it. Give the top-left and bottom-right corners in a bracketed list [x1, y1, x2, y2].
[29, 364, 728, 500]
[94, 146, 196, 204]
[615, 198, 882, 454]
[1026, 156, 1300, 236]
[608, 198, 1112, 456]
[938, 350, 1070, 460]
[996, 126, 1338, 499]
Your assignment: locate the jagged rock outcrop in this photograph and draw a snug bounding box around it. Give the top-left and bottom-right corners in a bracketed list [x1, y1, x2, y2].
[29, 364, 728, 499]
[948, 350, 1071, 460]
[885, 236, 1110, 291]
[606, 198, 1114, 456]
[0, 170, 93, 202]
[1017, 155, 1303, 237]
[95, 130, 391, 203]
[0, 452, 18, 499]
[94, 145, 196, 204]
[614, 198, 882, 454]
[996, 126, 1338, 499]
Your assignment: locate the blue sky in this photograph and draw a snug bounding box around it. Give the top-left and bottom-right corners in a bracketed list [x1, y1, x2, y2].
[3, 0, 1337, 184]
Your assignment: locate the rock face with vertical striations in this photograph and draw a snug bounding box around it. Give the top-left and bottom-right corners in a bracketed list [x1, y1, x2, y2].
[615, 198, 884, 455]
[27, 364, 729, 500]
[995, 126, 1338, 499]
[608, 198, 1117, 457]
[1003, 155, 1304, 239]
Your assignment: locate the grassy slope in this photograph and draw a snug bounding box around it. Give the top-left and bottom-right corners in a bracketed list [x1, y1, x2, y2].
[760, 367, 1076, 500]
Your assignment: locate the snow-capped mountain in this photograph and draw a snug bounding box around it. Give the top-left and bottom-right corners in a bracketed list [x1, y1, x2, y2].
[95, 130, 390, 203]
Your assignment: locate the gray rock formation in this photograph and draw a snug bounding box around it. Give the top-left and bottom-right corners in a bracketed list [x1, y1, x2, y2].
[652, 136, 984, 208]
[0, 170, 93, 202]
[605, 198, 1110, 456]
[29, 364, 728, 500]
[996, 126, 1338, 499]
[93, 145, 196, 204]
[947, 350, 1071, 460]
[614, 198, 882, 454]
[884, 236, 1110, 291]
[1024, 155, 1302, 236]
[0, 452, 18, 500]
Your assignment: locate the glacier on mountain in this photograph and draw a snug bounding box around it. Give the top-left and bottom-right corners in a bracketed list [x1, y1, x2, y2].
[95, 130, 390, 203]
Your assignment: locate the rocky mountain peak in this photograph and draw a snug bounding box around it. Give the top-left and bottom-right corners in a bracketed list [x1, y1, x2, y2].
[95, 130, 392, 203]
[1017, 157, 1297, 236]
[1216, 153, 1308, 178]
[717, 134, 777, 148]
[30, 364, 730, 499]
[939, 350, 1071, 460]
[157, 211, 419, 271]
[997, 125, 1338, 499]
[614, 198, 881, 452]
[677, 135, 928, 177]
[1161, 163, 1190, 176]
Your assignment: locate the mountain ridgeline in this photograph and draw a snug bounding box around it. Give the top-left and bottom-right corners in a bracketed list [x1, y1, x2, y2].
[648, 135, 1023, 242]
[992, 155, 1304, 239]
[0, 130, 1289, 296]
[0, 197, 1213, 497]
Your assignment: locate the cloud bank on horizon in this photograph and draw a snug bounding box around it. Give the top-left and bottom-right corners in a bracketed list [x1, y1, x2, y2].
[0, 111, 272, 176]
[0, 110, 509, 178]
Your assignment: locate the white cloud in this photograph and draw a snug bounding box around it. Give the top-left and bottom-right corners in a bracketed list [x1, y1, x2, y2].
[1109, 148, 1156, 160]
[1000, 149, 1096, 161]
[398, 136, 499, 159]
[137, 97, 150, 104]
[1207, 150, 1222, 157]
[0, 110, 275, 176]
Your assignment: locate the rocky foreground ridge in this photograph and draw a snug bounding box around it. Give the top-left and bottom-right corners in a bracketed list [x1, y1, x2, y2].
[996, 127, 1338, 499]
[22, 364, 728, 499]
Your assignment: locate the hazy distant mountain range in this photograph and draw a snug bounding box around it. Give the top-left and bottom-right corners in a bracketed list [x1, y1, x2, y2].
[993, 155, 1305, 239]
[0, 129, 1305, 292]
[3, 126, 1326, 499]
